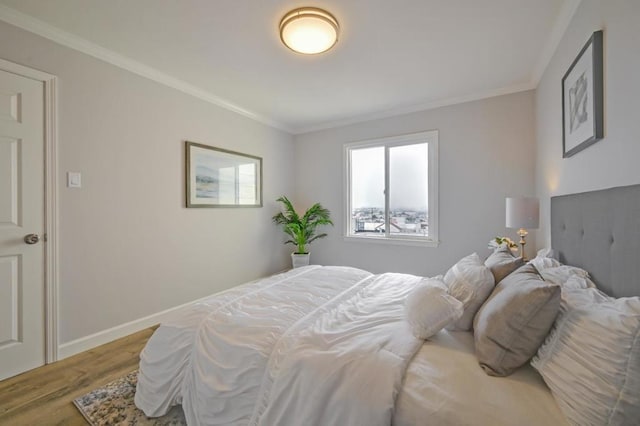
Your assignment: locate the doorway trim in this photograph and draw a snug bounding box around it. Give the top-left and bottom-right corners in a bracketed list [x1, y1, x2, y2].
[0, 58, 59, 363]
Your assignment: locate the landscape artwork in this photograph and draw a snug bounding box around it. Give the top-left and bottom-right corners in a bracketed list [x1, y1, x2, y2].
[562, 30, 603, 158]
[195, 160, 219, 199]
[185, 141, 262, 208]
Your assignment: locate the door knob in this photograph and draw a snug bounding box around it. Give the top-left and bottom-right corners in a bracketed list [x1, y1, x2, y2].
[24, 234, 40, 245]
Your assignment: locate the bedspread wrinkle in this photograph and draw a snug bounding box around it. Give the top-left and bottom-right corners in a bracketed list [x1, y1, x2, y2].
[135, 265, 423, 426]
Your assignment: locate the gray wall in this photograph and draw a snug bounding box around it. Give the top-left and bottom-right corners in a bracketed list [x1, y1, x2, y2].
[294, 91, 537, 277]
[0, 21, 295, 344]
[535, 0, 640, 247]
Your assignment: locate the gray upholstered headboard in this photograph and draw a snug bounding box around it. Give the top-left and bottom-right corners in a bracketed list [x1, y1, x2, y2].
[551, 184, 640, 298]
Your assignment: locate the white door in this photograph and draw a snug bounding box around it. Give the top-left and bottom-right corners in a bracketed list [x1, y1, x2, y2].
[0, 69, 45, 381]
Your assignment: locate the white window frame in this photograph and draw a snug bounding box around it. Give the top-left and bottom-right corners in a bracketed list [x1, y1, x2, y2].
[343, 130, 439, 247]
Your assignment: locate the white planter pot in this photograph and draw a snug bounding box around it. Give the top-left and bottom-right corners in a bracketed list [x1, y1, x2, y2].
[291, 252, 310, 269]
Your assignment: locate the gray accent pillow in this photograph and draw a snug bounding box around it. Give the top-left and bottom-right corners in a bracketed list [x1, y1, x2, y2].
[484, 246, 524, 283]
[473, 263, 560, 376]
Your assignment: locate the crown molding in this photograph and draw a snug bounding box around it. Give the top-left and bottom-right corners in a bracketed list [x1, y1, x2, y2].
[531, 0, 582, 85]
[292, 82, 536, 135]
[294, 0, 581, 136]
[0, 4, 292, 133]
[0, 2, 580, 136]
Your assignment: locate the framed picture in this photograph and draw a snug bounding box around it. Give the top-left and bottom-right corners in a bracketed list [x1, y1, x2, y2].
[562, 30, 604, 158]
[185, 141, 262, 208]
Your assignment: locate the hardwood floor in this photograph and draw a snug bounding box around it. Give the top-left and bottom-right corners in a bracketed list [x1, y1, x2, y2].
[0, 327, 156, 425]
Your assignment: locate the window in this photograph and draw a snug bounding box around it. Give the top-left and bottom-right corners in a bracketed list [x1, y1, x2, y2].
[344, 131, 438, 246]
[217, 163, 257, 205]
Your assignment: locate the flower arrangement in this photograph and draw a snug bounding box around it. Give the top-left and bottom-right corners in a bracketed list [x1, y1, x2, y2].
[488, 236, 519, 252]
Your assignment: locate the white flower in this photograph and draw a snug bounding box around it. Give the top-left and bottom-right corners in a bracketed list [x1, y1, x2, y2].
[489, 236, 519, 251]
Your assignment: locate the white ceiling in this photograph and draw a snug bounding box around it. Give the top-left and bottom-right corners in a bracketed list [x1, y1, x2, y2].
[0, 0, 578, 134]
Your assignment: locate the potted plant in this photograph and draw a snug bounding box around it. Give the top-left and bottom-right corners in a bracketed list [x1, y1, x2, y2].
[272, 196, 333, 268]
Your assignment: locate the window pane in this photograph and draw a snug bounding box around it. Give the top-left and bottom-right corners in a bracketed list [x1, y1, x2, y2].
[389, 143, 428, 237]
[218, 166, 236, 204]
[238, 163, 257, 205]
[350, 146, 385, 236]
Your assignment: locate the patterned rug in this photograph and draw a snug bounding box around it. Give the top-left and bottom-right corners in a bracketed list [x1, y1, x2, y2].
[73, 370, 186, 425]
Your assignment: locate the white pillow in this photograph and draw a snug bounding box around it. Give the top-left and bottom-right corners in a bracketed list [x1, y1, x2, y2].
[561, 274, 596, 290]
[529, 255, 561, 272]
[536, 247, 556, 259]
[528, 254, 597, 289]
[405, 279, 463, 340]
[539, 265, 596, 289]
[532, 287, 640, 426]
[443, 253, 495, 330]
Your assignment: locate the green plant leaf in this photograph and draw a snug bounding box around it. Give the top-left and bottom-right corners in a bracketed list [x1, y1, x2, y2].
[273, 196, 333, 253]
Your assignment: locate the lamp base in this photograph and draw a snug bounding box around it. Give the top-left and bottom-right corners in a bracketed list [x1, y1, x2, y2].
[517, 228, 528, 261]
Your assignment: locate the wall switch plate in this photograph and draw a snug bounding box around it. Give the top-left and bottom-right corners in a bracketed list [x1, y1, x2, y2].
[67, 172, 82, 188]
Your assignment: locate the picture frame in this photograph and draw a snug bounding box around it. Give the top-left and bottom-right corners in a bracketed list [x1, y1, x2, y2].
[185, 141, 262, 208]
[562, 30, 604, 158]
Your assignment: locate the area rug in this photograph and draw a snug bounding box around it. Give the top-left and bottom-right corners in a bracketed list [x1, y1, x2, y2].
[73, 370, 186, 425]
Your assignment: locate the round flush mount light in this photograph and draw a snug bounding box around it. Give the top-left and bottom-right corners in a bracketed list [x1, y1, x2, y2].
[279, 7, 339, 54]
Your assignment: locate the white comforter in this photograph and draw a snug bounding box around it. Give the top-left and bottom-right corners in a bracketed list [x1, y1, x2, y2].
[135, 265, 425, 425]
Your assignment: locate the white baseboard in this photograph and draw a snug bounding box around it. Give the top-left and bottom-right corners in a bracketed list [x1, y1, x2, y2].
[57, 294, 212, 360]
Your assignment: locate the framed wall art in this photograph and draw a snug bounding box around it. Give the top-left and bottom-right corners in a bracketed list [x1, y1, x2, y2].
[562, 30, 604, 158]
[185, 141, 262, 208]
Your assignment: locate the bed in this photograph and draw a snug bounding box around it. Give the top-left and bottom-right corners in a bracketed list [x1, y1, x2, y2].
[135, 185, 640, 425]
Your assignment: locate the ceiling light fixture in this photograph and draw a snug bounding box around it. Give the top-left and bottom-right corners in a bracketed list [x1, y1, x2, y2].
[279, 7, 339, 55]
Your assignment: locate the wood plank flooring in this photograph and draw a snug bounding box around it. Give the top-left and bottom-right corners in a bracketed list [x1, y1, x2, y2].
[0, 326, 156, 425]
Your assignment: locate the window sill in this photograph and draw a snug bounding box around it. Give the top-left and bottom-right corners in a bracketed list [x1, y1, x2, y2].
[343, 235, 440, 248]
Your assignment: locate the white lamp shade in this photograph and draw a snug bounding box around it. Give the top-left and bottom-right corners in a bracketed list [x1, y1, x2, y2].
[506, 197, 539, 229]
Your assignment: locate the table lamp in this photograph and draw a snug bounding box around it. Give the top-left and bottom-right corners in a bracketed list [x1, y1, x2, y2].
[506, 197, 539, 260]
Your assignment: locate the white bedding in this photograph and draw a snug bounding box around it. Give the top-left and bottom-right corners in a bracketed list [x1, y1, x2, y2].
[135, 265, 567, 425]
[395, 331, 568, 426]
[136, 265, 424, 425]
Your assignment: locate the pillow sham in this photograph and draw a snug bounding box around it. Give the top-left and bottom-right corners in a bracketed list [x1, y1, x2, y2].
[484, 246, 524, 283]
[538, 265, 596, 289]
[405, 279, 464, 340]
[473, 263, 560, 376]
[560, 274, 596, 290]
[535, 247, 556, 259]
[528, 255, 561, 272]
[532, 288, 640, 426]
[443, 253, 495, 331]
[528, 253, 596, 289]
